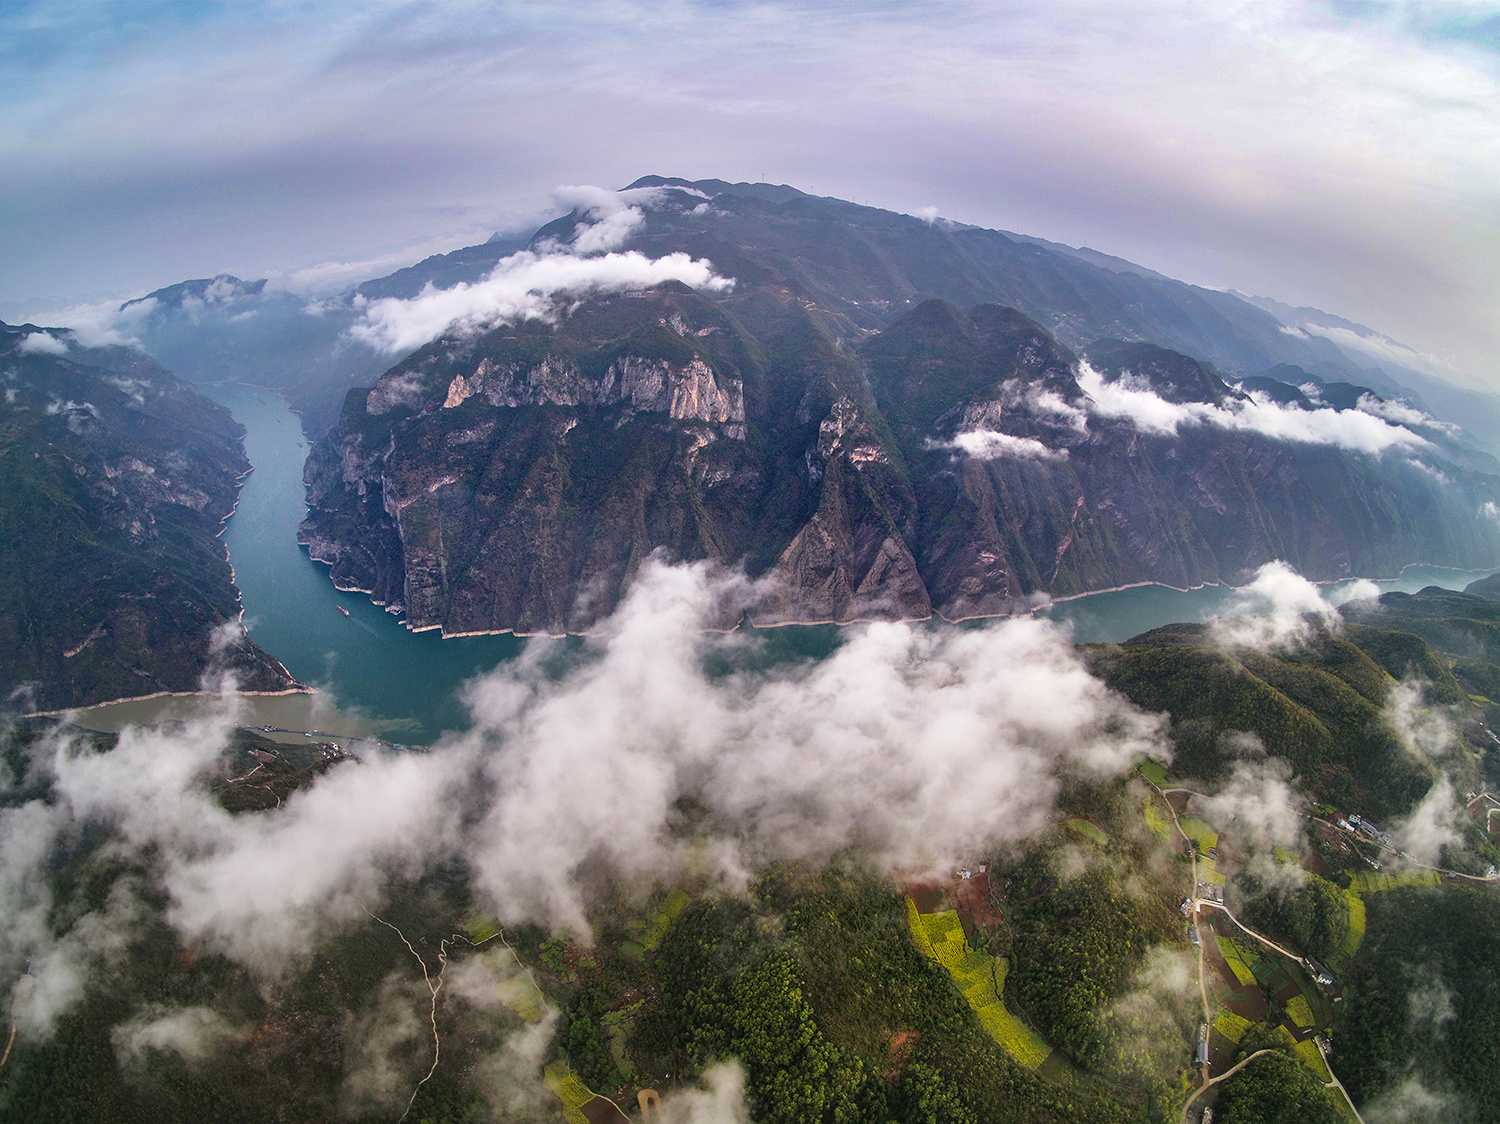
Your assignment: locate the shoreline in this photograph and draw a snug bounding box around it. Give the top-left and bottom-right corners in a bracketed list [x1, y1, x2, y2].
[338, 558, 1500, 643]
[25, 684, 314, 722]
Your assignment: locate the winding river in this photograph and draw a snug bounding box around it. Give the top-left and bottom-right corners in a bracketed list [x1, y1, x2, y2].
[75, 383, 1500, 744]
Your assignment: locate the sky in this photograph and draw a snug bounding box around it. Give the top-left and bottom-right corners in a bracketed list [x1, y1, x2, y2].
[2, 1, 1499, 384]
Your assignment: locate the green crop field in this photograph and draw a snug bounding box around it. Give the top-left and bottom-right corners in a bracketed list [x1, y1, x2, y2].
[909, 900, 1053, 1070]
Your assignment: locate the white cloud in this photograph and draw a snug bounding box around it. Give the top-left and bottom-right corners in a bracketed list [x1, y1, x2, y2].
[656, 1062, 752, 1124]
[460, 559, 1164, 934]
[1357, 393, 1454, 434]
[349, 248, 733, 355]
[16, 331, 68, 355]
[15, 295, 157, 349]
[1199, 757, 1306, 852]
[1323, 577, 1381, 607]
[550, 185, 656, 253]
[1384, 680, 1456, 761]
[1208, 560, 1340, 651]
[928, 429, 1066, 461]
[1075, 361, 1429, 454]
[112, 1004, 242, 1066]
[1391, 775, 1464, 867]
[1299, 322, 1463, 383]
[1363, 1077, 1463, 1124]
[346, 184, 735, 354]
[2, 558, 1167, 1027]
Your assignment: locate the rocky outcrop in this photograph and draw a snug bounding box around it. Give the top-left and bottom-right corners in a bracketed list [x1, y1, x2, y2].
[300, 198, 1500, 638]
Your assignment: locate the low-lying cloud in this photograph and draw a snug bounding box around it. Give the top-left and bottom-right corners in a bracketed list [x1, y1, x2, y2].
[1199, 756, 1306, 852]
[927, 429, 1066, 461]
[1390, 775, 1464, 867]
[1075, 361, 1430, 455]
[1208, 560, 1340, 651]
[349, 185, 733, 355]
[15, 331, 69, 355]
[1, 558, 1168, 1037]
[349, 249, 733, 355]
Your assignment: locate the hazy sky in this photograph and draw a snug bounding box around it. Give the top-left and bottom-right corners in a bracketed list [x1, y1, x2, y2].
[3, 2, 1499, 382]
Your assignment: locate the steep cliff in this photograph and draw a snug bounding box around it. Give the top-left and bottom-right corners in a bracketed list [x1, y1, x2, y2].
[301, 194, 1500, 637]
[0, 322, 302, 708]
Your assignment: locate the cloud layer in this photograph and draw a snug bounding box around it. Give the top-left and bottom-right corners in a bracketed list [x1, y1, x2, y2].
[1075, 362, 1431, 455]
[349, 247, 732, 355]
[1, 558, 1167, 1035]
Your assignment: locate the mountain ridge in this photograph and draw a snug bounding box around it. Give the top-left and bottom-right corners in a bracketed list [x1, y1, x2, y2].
[298, 192, 1500, 636]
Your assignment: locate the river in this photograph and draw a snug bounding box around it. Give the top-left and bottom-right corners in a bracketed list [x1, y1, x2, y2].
[73, 384, 1500, 744]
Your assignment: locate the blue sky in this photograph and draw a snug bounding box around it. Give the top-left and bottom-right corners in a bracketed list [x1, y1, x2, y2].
[3, 2, 1499, 383]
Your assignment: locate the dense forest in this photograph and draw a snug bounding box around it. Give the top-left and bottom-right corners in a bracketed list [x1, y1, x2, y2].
[1336, 888, 1500, 1121]
[5, 591, 1500, 1123]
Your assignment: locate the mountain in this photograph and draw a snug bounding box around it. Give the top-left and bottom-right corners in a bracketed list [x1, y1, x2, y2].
[118, 274, 390, 438]
[8, 591, 1500, 1122]
[109, 178, 1500, 466]
[0, 322, 301, 709]
[298, 182, 1500, 636]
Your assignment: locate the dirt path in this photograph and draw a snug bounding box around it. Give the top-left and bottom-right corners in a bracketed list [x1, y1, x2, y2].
[1145, 778, 1213, 1110]
[1180, 1048, 1275, 1123]
[1152, 786, 1368, 1124]
[1316, 1036, 1367, 1124]
[360, 904, 453, 1124]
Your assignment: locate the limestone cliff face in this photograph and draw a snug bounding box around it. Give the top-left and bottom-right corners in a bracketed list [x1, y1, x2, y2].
[301, 247, 1500, 638]
[436, 352, 745, 432]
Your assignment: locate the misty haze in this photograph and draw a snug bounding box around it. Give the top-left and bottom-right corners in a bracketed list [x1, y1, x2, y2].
[3, 5, 1500, 1124]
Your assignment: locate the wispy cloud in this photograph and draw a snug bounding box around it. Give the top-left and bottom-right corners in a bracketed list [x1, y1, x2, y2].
[0, 557, 1168, 1035]
[349, 249, 733, 355]
[1207, 560, 1341, 651]
[927, 429, 1066, 461]
[1076, 361, 1430, 455]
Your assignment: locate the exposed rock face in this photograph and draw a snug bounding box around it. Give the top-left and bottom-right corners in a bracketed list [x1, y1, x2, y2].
[300, 188, 1500, 637]
[433, 352, 745, 430]
[0, 322, 302, 709]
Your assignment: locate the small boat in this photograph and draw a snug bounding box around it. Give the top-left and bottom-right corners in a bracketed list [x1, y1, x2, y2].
[337, 605, 350, 617]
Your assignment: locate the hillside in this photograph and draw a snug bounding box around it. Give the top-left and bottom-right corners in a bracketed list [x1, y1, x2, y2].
[5, 594, 1499, 1123]
[297, 183, 1500, 635]
[0, 322, 301, 709]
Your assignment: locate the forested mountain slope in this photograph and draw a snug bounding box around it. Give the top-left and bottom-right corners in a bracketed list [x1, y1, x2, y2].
[299, 185, 1500, 635]
[0, 322, 301, 709]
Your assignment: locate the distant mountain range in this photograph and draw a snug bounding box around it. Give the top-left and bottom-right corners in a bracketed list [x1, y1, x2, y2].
[0, 322, 300, 709]
[290, 178, 1500, 636]
[14, 175, 1500, 649]
[113, 177, 1500, 458]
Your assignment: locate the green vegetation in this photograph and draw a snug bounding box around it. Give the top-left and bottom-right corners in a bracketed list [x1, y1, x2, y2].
[651, 866, 1138, 1124]
[1006, 856, 1159, 1071]
[1340, 891, 1366, 959]
[1068, 818, 1111, 846]
[0, 331, 298, 709]
[908, 903, 1052, 1069]
[1213, 1010, 1253, 1044]
[1347, 869, 1440, 893]
[1293, 1038, 1332, 1083]
[1215, 936, 1258, 988]
[1337, 887, 1500, 1120]
[1090, 624, 1455, 819]
[1238, 870, 1350, 963]
[1213, 1047, 1345, 1124]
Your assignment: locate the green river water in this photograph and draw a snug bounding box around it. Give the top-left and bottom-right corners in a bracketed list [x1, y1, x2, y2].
[74, 384, 1500, 744]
